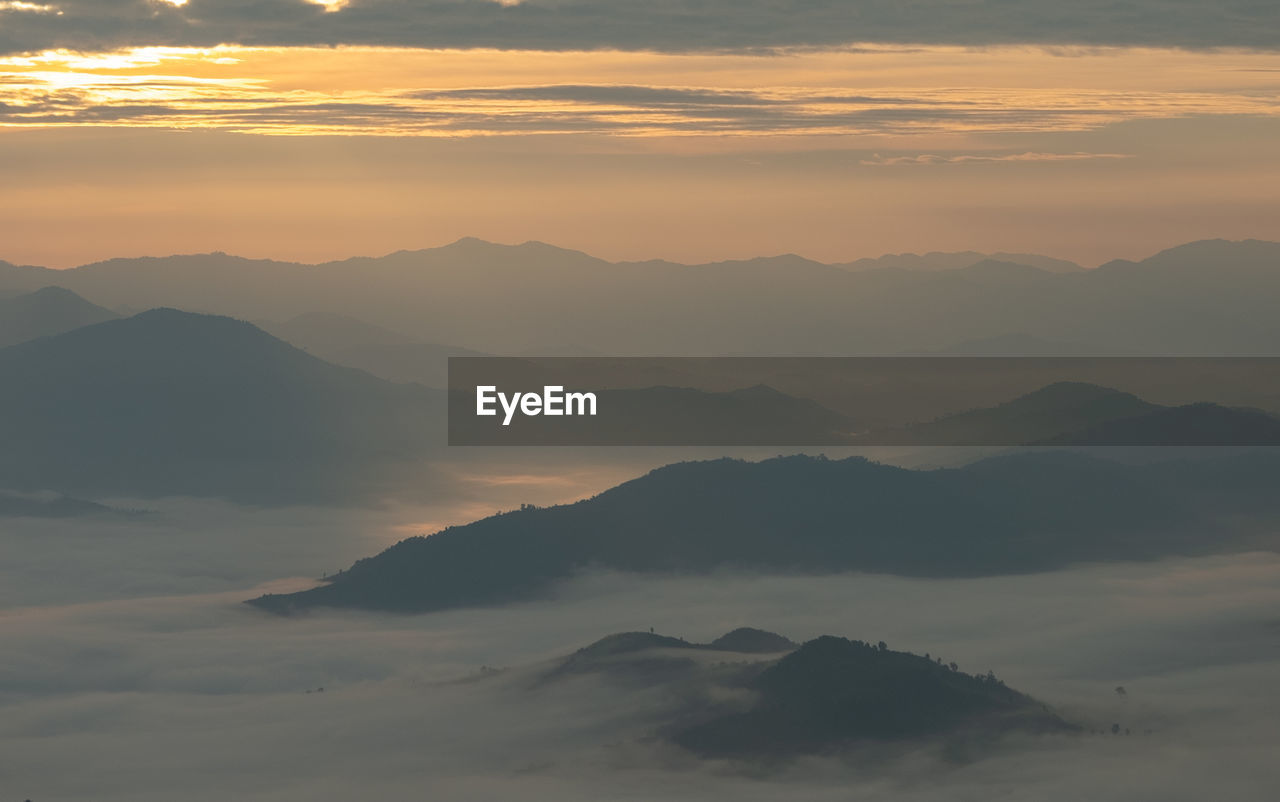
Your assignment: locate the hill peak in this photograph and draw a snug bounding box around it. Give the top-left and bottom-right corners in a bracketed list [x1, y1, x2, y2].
[708, 627, 797, 653]
[1098, 238, 1280, 274]
[1017, 381, 1135, 403]
[0, 285, 120, 348]
[574, 631, 695, 658]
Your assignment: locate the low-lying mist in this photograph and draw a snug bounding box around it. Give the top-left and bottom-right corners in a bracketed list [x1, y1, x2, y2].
[2, 539, 1278, 800]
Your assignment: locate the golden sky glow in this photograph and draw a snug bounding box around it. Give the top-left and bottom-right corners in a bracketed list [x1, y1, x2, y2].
[1, 46, 1277, 139]
[0, 44, 1277, 268]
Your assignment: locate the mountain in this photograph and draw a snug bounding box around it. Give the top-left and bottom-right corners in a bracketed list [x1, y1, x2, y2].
[0, 490, 124, 518]
[247, 451, 1280, 614]
[0, 286, 119, 347]
[262, 311, 487, 386]
[856, 382, 1159, 445]
[264, 311, 420, 351]
[708, 627, 797, 653]
[553, 627, 797, 676]
[839, 251, 1084, 273]
[1039, 402, 1280, 446]
[0, 259, 57, 296]
[672, 636, 1073, 757]
[539, 628, 1071, 758]
[0, 309, 442, 502]
[7, 238, 1278, 355]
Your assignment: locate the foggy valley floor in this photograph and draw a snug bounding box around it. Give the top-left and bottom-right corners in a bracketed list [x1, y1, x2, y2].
[2, 474, 1279, 801]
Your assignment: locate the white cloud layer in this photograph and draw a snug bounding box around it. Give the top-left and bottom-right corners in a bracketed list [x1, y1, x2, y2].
[2, 490, 1279, 800]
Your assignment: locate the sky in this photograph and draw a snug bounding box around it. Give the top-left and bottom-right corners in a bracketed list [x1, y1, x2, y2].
[1, 1, 1278, 267]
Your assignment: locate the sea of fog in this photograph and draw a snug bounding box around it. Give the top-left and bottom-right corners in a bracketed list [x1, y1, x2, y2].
[2, 460, 1278, 801]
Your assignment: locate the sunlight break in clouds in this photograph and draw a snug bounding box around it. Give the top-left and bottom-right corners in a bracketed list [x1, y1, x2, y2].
[0, 46, 1278, 138]
[0, 1, 61, 12]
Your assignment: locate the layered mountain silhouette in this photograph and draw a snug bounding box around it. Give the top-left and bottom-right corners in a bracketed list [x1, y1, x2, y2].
[3, 238, 1277, 355]
[857, 382, 1156, 444]
[853, 382, 1280, 445]
[841, 250, 1084, 273]
[262, 311, 487, 387]
[0, 286, 119, 347]
[1038, 402, 1280, 446]
[708, 627, 798, 653]
[248, 451, 1280, 614]
[672, 635, 1073, 757]
[0, 309, 442, 502]
[536, 628, 1071, 758]
[551, 627, 798, 680]
[0, 490, 124, 518]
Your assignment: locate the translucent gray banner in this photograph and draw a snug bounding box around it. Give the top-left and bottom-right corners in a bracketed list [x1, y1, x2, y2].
[448, 357, 1280, 445]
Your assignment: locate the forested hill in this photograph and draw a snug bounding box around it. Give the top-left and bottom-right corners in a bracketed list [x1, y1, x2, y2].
[249, 450, 1280, 614]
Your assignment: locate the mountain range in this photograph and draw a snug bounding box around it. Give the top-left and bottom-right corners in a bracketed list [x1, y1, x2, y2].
[854, 382, 1280, 445]
[4, 302, 1277, 501]
[260, 312, 487, 387]
[247, 450, 1280, 615]
[0, 308, 442, 502]
[3, 238, 1278, 355]
[0, 286, 118, 348]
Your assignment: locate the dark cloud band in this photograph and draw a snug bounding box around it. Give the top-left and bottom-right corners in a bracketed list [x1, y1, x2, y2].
[1, 0, 1277, 56]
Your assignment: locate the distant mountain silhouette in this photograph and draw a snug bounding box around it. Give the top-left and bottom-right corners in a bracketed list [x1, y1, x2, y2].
[0, 259, 56, 296]
[708, 627, 798, 653]
[262, 311, 487, 387]
[573, 631, 698, 658]
[0, 490, 124, 518]
[1038, 402, 1280, 445]
[673, 636, 1073, 757]
[248, 451, 1280, 614]
[4, 238, 1278, 354]
[856, 382, 1159, 445]
[840, 250, 1083, 273]
[265, 311, 420, 350]
[0, 309, 441, 502]
[555, 627, 796, 672]
[536, 628, 1071, 758]
[0, 286, 119, 347]
[544, 628, 794, 686]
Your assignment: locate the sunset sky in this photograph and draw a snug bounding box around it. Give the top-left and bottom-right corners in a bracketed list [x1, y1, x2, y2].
[2, 1, 1278, 267]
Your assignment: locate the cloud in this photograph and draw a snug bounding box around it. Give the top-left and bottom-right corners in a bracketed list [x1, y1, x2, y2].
[0, 1, 62, 13]
[2, 68, 1276, 136]
[0, 1, 1278, 56]
[861, 152, 1135, 166]
[2, 449, 1280, 800]
[2, 546, 1280, 799]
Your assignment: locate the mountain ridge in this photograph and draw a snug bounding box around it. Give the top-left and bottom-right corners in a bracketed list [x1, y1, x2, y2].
[0, 286, 120, 347]
[4, 238, 1276, 354]
[247, 450, 1280, 615]
[0, 308, 442, 502]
